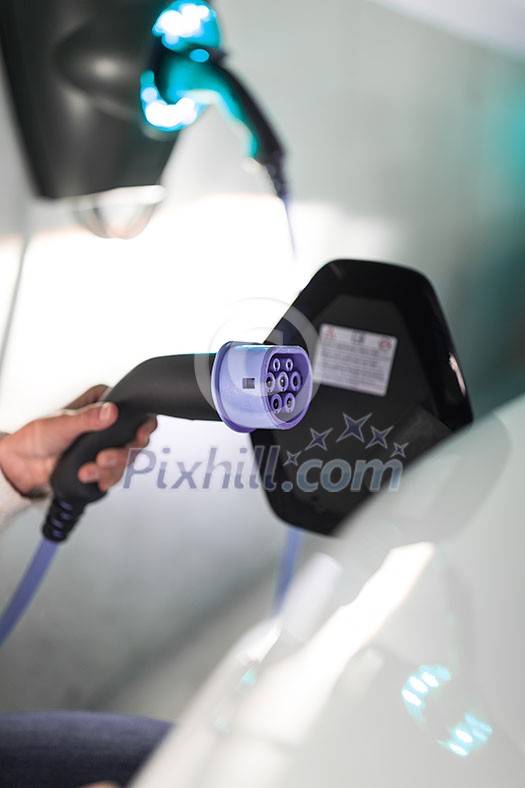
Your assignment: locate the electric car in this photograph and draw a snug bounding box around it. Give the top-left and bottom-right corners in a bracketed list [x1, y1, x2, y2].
[129, 389, 525, 787]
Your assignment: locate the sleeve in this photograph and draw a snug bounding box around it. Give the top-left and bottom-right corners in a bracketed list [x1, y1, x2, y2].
[0, 465, 34, 535]
[0, 431, 49, 535]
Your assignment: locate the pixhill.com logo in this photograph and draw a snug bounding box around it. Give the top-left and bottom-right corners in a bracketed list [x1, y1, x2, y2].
[123, 412, 408, 494]
[277, 412, 407, 494]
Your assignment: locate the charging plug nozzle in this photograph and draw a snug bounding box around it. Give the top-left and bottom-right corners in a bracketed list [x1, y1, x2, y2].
[211, 342, 312, 433]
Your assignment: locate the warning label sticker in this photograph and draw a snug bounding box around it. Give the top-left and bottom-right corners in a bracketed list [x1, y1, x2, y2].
[313, 324, 398, 397]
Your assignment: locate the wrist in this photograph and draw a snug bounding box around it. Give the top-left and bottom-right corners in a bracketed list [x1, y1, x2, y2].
[0, 434, 49, 500]
[0, 433, 11, 485]
[0, 434, 24, 495]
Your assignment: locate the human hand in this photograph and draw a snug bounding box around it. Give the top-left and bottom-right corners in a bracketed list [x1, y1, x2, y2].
[79, 783, 119, 788]
[0, 385, 157, 498]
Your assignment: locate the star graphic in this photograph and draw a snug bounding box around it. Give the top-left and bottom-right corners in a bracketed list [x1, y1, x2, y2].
[366, 425, 393, 450]
[391, 442, 409, 458]
[283, 450, 302, 467]
[305, 428, 333, 452]
[336, 413, 372, 443]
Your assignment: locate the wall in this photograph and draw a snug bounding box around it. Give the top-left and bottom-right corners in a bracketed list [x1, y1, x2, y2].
[0, 0, 524, 712]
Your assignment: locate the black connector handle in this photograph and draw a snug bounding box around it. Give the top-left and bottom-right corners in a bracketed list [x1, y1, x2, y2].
[50, 353, 218, 506]
[212, 63, 288, 200]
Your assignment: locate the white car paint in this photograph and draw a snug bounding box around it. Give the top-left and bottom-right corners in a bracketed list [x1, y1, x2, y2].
[131, 392, 525, 787]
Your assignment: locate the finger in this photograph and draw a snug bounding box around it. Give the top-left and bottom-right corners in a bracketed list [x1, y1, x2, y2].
[95, 448, 129, 471]
[77, 419, 156, 487]
[95, 447, 135, 491]
[97, 470, 125, 492]
[123, 417, 158, 454]
[44, 402, 118, 455]
[79, 463, 124, 492]
[135, 416, 158, 445]
[77, 462, 100, 485]
[64, 385, 110, 410]
[78, 462, 122, 492]
[92, 418, 157, 464]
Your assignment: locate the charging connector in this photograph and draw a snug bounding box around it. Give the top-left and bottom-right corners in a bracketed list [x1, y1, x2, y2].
[211, 342, 312, 432]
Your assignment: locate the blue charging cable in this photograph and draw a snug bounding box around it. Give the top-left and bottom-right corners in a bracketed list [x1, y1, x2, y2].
[1, 527, 305, 645]
[0, 539, 58, 647]
[0, 528, 305, 646]
[273, 526, 304, 613]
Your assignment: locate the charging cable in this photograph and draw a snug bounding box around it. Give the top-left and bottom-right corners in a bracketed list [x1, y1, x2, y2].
[0, 342, 312, 647]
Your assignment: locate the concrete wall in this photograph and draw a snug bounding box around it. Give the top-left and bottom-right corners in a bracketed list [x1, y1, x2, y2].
[0, 0, 524, 713]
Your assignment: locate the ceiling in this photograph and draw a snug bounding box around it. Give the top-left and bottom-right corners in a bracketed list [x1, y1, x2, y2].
[372, 0, 525, 60]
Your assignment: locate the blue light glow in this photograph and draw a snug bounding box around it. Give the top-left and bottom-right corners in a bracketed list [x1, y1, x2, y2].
[152, 1, 220, 51]
[141, 86, 158, 103]
[402, 689, 423, 707]
[402, 664, 493, 759]
[421, 671, 439, 688]
[439, 713, 493, 757]
[189, 48, 210, 62]
[447, 742, 468, 757]
[409, 677, 429, 695]
[140, 71, 205, 132]
[240, 668, 258, 687]
[465, 714, 492, 733]
[402, 664, 452, 719]
[454, 727, 473, 744]
[472, 729, 488, 742]
[142, 1, 220, 132]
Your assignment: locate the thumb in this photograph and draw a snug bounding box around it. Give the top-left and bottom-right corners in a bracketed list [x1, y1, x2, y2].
[44, 402, 118, 451]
